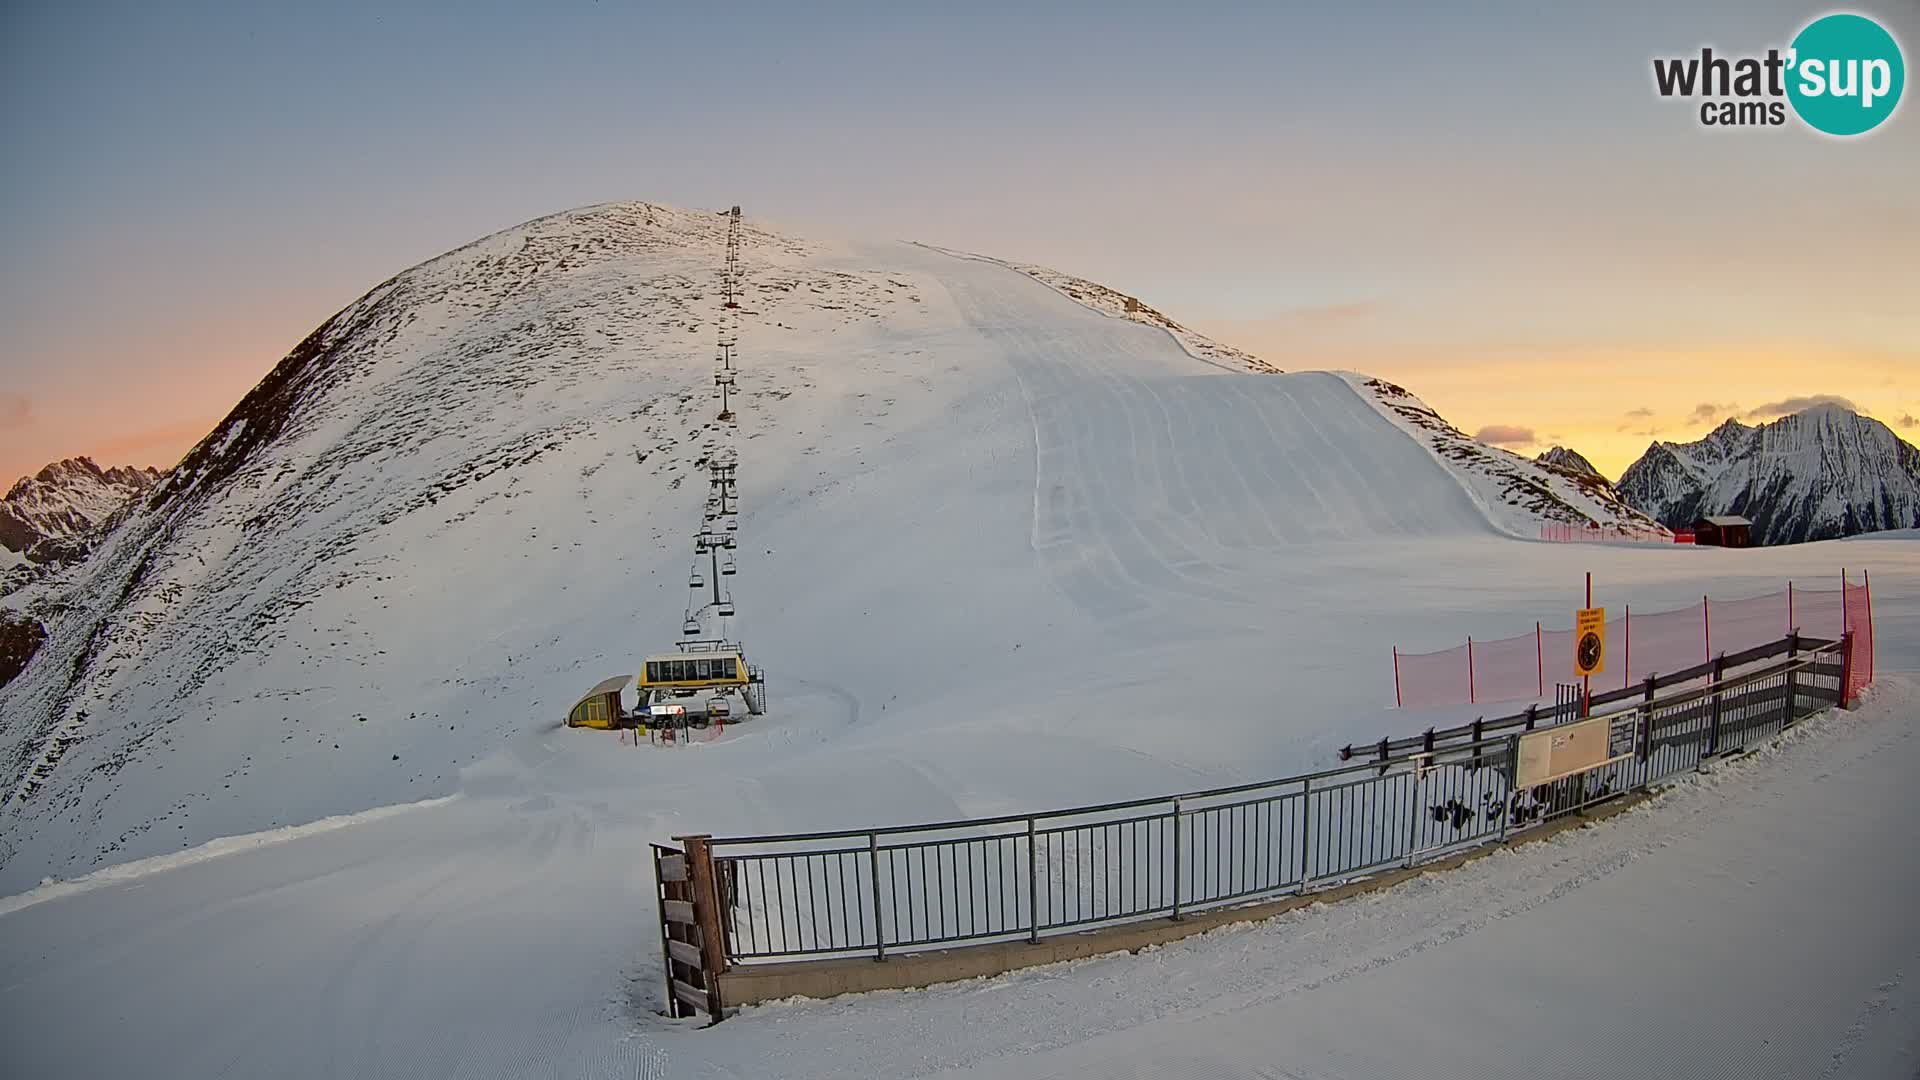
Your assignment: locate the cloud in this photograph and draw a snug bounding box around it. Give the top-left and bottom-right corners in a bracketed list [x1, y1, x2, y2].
[1901, 414, 1918, 429]
[1473, 424, 1537, 447]
[1624, 406, 1654, 419]
[1745, 394, 1860, 419]
[1689, 402, 1737, 424]
[0, 394, 28, 429]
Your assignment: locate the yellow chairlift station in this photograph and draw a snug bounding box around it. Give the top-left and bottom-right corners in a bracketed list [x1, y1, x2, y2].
[639, 647, 748, 692]
[639, 639, 767, 716]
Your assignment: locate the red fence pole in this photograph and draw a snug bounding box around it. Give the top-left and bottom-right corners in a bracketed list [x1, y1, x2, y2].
[1585, 573, 1593, 714]
[1787, 581, 1795, 635]
[1623, 604, 1631, 689]
[1393, 647, 1402, 708]
[1467, 637, 1476, 704]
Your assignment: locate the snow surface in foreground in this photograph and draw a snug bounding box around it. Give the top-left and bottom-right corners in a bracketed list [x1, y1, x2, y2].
[2, 675, 1913, 1079]
[1, 213, 1916, 1077]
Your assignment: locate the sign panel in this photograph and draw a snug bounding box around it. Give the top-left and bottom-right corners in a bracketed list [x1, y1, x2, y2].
[1515, 713, 1614, 787]
[1608, 712, 1639, 759]
[1574, 607, 1607, 676]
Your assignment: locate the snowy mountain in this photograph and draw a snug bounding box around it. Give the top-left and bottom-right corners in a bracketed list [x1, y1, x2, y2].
[2, 200, 1683, 890]
[1344, 377, 1668, 538]
[1618, 407, 1920, 544]
[0, 457, 163, 556]
[1535, 445, 1602, 479]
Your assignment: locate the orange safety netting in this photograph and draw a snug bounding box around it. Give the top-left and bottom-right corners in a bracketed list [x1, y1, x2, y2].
[1844, 573, 1875, 705]
[1393, 577, 1872, 709]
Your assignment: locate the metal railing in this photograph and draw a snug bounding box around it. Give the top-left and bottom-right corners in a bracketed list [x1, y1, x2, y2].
[700, 638, 1849, 965]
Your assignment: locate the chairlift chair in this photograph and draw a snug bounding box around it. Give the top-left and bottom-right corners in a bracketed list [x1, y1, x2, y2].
[682, 617, 701, 635]
[721, 559, 737, 576]
[716, 601, 735, 617]
[690, 571, 706, 589]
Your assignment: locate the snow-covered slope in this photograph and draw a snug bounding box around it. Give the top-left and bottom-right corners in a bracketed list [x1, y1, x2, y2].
[1619, 407, 1920, 544]
[1, 200, 1915, 1079]
[0, 457, 162, 554]
[9, 199, 1828, 893]
[1343, 375, 1669, 538]
[920, 245, 1283, 374]
[0, 201, 1543, 888]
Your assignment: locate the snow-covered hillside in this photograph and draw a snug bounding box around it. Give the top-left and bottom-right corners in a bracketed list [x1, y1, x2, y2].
[0, 200, 1690, 890]
[1619, 407, 1920, 544]
[0, 201, 1915, 1080]
[920, 245, 1283, 374]
[1343, 375, 1669, 538]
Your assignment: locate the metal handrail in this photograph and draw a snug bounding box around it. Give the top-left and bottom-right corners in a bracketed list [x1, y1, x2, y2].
[694, 637, 1849, 965]
[710, 639, 1842, 852]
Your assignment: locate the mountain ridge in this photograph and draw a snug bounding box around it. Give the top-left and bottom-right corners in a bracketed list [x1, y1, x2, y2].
[1618, 406, 1920, 544]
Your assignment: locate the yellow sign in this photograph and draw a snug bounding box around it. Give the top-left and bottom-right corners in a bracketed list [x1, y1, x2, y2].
[1574, 607, 1606, 676]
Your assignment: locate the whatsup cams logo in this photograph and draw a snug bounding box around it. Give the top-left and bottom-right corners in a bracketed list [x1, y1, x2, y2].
[1652, 12, 1905, 135]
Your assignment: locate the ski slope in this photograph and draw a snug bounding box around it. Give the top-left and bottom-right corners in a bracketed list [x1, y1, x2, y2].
[0, 216, 1500, 889]
[2, 206, 1916, 1078]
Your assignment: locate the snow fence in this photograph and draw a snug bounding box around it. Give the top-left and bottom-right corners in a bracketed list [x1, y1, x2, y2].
[1392, 575, 1873, 709]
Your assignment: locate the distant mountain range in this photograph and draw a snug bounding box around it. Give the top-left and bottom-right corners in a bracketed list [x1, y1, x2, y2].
[1618, 406, 1920, 545]
[1, 457, 164, 562]
[1534, 446, 1602, 479]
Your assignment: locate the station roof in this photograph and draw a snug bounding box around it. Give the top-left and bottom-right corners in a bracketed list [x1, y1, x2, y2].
[570, 675, 632, 711]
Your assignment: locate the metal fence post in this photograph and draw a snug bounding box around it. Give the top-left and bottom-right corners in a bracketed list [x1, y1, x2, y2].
[868, 831, 886, 962]
[1840, 631, 1855, 708]
[1171, 798, 1184, 920]
[1297, 778, 1312, 892]
[1026, 816, 1040, 944]
[1784, 632, 1799, 725]
[1707, 654, 1725, 755]
[1638, 673, 1658, 772]
[1404, 764, 1423, 866]
[1501, 733, 1521, 838]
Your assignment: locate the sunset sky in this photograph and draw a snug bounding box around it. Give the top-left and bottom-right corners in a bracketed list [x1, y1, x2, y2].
[3, 0, 1915, 485]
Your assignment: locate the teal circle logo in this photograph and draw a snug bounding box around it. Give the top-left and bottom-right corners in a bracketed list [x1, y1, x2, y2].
[1787, 13, 1905, 135]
